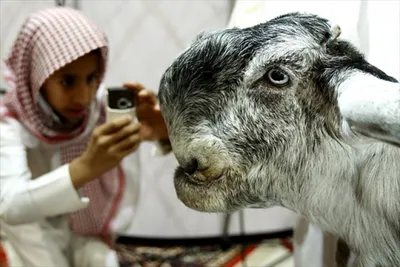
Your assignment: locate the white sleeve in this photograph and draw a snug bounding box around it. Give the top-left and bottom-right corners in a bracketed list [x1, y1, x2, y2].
[0, 119, 89, 225]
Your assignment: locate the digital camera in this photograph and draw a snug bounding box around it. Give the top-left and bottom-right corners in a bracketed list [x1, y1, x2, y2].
[106, 87, 137, 122]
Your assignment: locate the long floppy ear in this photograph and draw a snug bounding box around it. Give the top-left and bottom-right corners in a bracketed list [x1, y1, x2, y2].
[338, 72, 400, 147]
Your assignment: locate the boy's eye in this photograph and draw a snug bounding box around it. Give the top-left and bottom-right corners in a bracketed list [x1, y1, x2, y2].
[60, 75, 75, 88]
[87, 72, 100, 84]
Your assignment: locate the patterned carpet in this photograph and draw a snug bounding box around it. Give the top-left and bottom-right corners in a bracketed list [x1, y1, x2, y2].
[0, 235, 293, 267]
[116, 237, 293, 267]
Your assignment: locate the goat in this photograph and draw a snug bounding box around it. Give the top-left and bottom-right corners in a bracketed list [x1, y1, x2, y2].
[158, 12, 400, 267]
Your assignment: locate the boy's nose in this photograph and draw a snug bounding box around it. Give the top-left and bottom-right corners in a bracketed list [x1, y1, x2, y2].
[73, 84, 93, 106]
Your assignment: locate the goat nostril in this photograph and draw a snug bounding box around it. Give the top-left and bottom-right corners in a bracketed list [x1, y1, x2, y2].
[182, 158, 198, 175]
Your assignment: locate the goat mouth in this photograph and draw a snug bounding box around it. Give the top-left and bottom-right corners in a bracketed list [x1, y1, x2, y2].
[174, 166, 225, 185]
[173, 167, 255, 213]
[173, 167, 230, 212]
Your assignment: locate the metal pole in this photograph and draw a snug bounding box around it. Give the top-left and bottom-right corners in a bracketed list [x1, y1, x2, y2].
[55, 0, 66, 6]
[221, 213, 232, 250]
[72, 0, 80, 9]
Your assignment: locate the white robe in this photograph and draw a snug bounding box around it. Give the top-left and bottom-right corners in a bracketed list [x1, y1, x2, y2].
[0, 84, 165, 267]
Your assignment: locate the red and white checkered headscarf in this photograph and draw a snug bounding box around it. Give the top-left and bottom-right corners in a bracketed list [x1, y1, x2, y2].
[0, 7, 125, 242]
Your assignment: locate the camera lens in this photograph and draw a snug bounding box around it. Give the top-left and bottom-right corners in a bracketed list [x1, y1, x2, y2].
[117, 98, 131, 109]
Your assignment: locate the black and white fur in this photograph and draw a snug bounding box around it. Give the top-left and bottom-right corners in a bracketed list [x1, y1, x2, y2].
[158, 13, 400, 267]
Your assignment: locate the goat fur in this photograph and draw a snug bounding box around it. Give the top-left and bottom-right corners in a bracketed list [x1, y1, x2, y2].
[158, 13, 400, 267]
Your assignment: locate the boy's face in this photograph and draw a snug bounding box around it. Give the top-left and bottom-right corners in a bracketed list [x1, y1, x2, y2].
[41, 51, 101, 122]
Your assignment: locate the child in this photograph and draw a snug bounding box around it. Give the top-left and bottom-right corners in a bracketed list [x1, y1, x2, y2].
[0, 7, 170, 267]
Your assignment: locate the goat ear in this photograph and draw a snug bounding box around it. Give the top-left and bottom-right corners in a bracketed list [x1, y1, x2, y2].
[324, 24, 341, 48]
[338, 72, 400, 147]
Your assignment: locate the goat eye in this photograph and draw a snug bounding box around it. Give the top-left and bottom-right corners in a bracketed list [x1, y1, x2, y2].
[266, 68, 289, 86]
